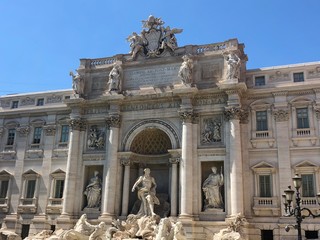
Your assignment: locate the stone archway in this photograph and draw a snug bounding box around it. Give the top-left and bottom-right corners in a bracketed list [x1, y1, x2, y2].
[127, 126, 176, 217]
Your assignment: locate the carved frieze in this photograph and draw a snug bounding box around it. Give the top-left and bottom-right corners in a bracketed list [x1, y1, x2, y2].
[273, 109, 289, 122]
[20, 97, 35, 106]
[269, 71, 290, 83]
[201, 117, 223, 144]
[0, 100, 10, 108]
[68, 119, 86, 131]
[121, 101, 180, 112]
[87, 125, 105, 150]
[43, 125, 56, 136]
[16, 126, 30, 136]
[106, 115, 121, 128]
[194, 94, 227, 106]
[46, 95, 62, 104]
[307, 66, 320, 79]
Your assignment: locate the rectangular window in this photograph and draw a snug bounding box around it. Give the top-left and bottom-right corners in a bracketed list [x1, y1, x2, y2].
[256, 111, 268, 131]
[36, 98, 44, 106]
[0, 180, 9, 199]
[259, 175, 272, 197]
[26, 180, 36, 198]
[297, 108, 309, 129]
[301, 174, 315, 197]
[60, 125, 69, 143]
[11, 101, 19, 109]
[21, 224, 30, 239]
[305, 230, 318, 239]
[33, 127, 42, 144]
[261, 230, 273, 240]
[293, 72, 304, 82]
[7, 129, 16, 145]
[54, 180, 64, 198]
[255, 76, 265, 86]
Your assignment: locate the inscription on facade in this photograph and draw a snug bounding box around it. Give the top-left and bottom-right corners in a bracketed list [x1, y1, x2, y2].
[123, 64, 180, 89]
[121, 101, 180, 111]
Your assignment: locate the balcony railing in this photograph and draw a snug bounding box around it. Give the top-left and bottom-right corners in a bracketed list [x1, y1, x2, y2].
[254, 130, 270, 138]
[19, 197, 37, 206]
[296, 128, 311, 136]
[301, 197, 318, 206]
[47, 197, 63, 206]
[254, 197, 279, 208]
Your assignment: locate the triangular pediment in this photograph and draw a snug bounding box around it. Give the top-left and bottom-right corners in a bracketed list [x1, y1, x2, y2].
[22, 169, 39, 176]
[251, 161, 274, 170]
[0, 170, 12, 176]
[295, 160, 317, 168]
[50, 169, 65, 176]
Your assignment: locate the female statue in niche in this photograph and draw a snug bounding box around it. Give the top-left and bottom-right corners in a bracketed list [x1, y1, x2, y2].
[84, 171, 102, 208]
[202, 166, 224, 210]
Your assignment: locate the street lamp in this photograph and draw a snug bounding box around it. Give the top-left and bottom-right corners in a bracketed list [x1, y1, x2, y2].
[282, 174, 320, 240]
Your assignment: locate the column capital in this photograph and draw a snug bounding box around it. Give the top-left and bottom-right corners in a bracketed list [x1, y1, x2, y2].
[273, 109, 289, 122]
[106, 114, 121, 129]
[169, 157, 180, 164]
[224, 107, 248, 122]
[179, 110, 198, 123]
[315, 108, 320, 120]
[68, 118, 86, 131]
[121, 158, 131, 166]
[0, 127, 4, 137]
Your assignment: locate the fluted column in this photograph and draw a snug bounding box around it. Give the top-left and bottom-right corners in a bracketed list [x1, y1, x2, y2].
[101, 114, 121, 219]
[224, 107, 245, 215]
[120, 157, 131, 217]
[169, 157, 180, 217]
[179, 110, 195, 218]
[61, 118, 86, 216]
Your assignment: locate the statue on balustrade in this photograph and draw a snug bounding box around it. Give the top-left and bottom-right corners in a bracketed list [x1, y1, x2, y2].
[70, 70, 85, 97]
[223, 51, 241, 80]
[202, 166, 224, 210]
[108, 62, 123, 92]
[131, 168, 160, 216]
[84, 171, 102, 209]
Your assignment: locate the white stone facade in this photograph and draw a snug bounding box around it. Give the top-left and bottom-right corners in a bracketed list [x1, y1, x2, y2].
[1, 18, 320, 239]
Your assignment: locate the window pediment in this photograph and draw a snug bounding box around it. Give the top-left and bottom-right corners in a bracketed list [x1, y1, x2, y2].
[294, 160, 318, 173]
[251, 161, 275, 174]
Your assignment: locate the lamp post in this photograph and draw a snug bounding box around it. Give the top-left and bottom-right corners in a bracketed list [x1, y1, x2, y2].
[282, 174, 320, 240]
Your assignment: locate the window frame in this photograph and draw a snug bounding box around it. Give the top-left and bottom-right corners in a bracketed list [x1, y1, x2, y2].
[296, 107, 310, 129]
[254, 75, 266, 86]
[0, 170, 12, 211]
[11, 101, 19, 109]
[256, 110, 268, 131]
[60, 125, 69, 143]
[36, 98, 44, 106]
[20, 170, 39, 206]
[251, 162, 276, 198]
[6, 128, 16, 146]
[293, 72, 305, 82]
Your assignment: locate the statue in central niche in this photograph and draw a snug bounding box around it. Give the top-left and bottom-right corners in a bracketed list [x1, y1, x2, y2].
[131, 168, 160, 216]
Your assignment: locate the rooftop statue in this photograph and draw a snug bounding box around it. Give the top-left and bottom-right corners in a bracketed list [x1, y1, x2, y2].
[127, 15, 183, 59]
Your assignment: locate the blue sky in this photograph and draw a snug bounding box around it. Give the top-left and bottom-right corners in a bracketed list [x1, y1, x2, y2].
[0, 0, 319, 96]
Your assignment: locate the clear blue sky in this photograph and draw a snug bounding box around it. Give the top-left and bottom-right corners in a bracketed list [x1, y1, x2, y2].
[1, 0, 319, 96]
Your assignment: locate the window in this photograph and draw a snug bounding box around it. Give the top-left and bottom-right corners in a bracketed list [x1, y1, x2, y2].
[297, 108, 309, 129]
[11, 101, 18, 109]
[305, 230, 318, 239]
[54, 179, 64, 199]
[259, 175, 272, 197]
[21, 225, 30, 239]
[261, 230, 273, 240]
[26, 180, 36, 199]
[255, 76, 265, 86]
[6, 129, 15, 145]
[33, 127, 42, 144]
[36, 98, 44, 106]
[256, 111, 268, 131]
[0, 180, 9, 200]
[293, 72, 304, 82]
[301, 174, 315, 197]
[60, 125, 69, 143]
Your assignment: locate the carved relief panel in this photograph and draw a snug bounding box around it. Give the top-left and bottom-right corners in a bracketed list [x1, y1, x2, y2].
[87, 125, 106, 151]
[201, 115, 223, 145]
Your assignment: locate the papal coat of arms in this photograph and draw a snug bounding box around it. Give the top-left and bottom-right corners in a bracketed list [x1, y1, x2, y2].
[127, 15, 183, 59]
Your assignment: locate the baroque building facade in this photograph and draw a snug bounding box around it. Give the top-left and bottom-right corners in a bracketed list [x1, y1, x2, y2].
[1, 16, 320, 239]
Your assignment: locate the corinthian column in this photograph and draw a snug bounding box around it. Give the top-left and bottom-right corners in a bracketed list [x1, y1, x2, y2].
[169, 156, 180, 217]
[120, 157, 131, 217]
[61, 118, 86, 217]
[101, 114, 121, 220]
[179, 110, 196, 219]
[224, 107, 244, 215]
